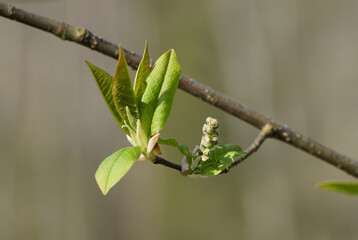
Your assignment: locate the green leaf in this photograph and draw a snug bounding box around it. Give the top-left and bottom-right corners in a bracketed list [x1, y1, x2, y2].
[158, 137, 191, 163]
[317, 181, 358, 196]
[112, 44, 138, 124]
[197, 144, 245, 176]
[134, 41, 151, 110]
[157, 137, 179, 147]
[139, 49, 181, 136]
[95, 146, 141, 195]
[85, 60, 129, 135]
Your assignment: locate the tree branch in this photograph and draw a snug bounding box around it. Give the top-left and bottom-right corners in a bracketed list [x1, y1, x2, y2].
[1, 2, 358, 178]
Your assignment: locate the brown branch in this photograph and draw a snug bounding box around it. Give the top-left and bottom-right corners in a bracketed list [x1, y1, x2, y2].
[1, 2, 358, 178]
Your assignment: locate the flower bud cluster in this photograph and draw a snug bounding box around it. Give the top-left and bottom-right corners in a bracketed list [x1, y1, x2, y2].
[200, 117, 219, 161]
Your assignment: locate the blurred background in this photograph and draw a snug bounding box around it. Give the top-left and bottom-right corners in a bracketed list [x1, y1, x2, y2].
[1, 0, 358, 239]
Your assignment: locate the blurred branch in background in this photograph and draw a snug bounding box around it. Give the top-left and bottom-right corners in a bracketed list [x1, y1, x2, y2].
[1, 2, 358, 178]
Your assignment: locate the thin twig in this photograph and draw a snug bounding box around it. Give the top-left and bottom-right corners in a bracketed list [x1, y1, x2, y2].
[154, 156, 182, 172]
[1, 2, 358, 178]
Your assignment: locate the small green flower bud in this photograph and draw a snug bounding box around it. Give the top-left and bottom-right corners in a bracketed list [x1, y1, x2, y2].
[201, 155, 209, 162]
[201, 135, 211, 148]
[202, 124, 212, 134]
[192, 145, 202, 159]
[199, 117, 220, 162]
[206, 117, 218, 129]
[202, 148, 210, 156]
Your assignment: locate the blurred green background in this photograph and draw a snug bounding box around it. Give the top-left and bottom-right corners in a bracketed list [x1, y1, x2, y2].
[1, 0, 358, 239]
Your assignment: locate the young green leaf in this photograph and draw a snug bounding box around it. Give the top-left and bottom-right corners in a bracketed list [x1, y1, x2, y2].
[157, 137, 178, 146]
[85, 60, 129, 135]
[139, 50, 181, 136]
[112, 45, 138, 123]
[158, 137, 191, 162]
[95, 146, 142, 195]
[317, 181, 358, 196]
[200, 151, 242, 176]
[134, 41, 151, 109]
[197, 144, 245, 176]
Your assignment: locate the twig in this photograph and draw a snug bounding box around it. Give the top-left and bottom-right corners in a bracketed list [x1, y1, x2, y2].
[1, 2, 358, 178]
[154, 156, 182, 172]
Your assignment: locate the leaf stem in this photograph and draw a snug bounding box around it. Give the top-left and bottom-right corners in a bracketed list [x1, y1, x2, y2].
[153, 156, 182, 172]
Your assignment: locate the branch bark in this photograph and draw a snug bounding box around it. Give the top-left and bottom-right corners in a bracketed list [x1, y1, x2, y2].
[1, 2, 358, 178]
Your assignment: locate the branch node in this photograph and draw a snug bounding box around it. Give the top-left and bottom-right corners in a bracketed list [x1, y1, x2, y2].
[74, 27, 86, 40]
[56, 23, 67, 39]
[261, 123, 273, 137]
[8, 5, 15, 17]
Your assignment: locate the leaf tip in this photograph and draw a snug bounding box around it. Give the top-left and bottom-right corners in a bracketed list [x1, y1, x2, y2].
[100, 188, 109, 196]
[115, 43, 128, 69]
[118, 44, 124, 56]
[84, 60, 92, 67]
[116, 44, 125, 64]
[316, 181, 358, 196]
[169, 49, 178, 58]
[95, 172, 109, 196]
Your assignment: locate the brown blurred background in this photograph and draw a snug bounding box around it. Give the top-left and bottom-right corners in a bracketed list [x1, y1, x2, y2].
[1, 0, 358, 239]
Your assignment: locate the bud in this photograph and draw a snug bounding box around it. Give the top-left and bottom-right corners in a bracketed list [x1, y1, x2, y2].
[199, 117, 220, 162]
[202, 148, 211, 156]
[147, 132, 160, 154]
[201, 135, 211, 148]
[201, 155, 209, 162]
[206, 117, 218, 129]
[202, 124, 212, 134]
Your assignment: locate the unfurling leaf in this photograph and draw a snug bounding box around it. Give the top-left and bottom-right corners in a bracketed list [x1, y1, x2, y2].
[317, 181, 358, 196]
[134, 41, 151, 109]
[139, 50, 181, 136]
[85, 60, 129, 135]
[112, 45, 138, 123]
[194, 144, 245, 176]
[158, 137, 191, 163]
[95, 146, 141, 195]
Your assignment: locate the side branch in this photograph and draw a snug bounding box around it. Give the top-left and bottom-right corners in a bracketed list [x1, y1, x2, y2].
[154, 156, 182, 172]
[1, 2, 358, 178]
